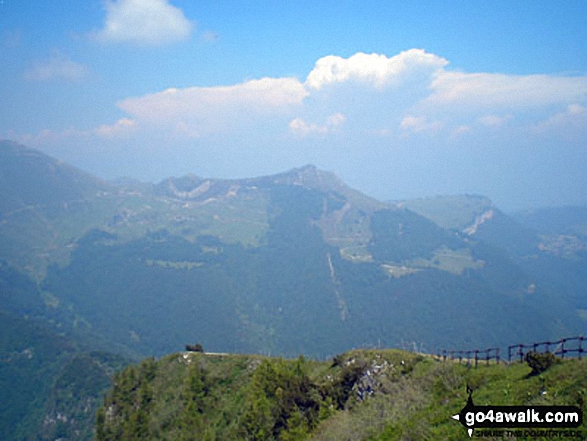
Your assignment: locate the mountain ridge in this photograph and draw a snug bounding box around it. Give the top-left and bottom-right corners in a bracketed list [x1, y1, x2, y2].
[2, 140, 587, 439]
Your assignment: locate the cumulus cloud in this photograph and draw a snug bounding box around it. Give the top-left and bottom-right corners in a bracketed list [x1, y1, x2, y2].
[96, 49, 587, 144]
[94, 0, 193, 46]
[12, 48, 587, 211]
[118, 77, 308, 135]
[289, 113, 346, 137]
[20, 49, 587, 158]
[305, 49, 448, 90]
[24, 52, 88, 81]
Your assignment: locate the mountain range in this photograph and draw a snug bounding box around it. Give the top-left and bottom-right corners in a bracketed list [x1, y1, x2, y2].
[1, 139, 587, 439]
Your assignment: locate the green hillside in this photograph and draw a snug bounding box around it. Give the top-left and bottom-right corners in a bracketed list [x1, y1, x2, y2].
[0, 141, 109, 213]
[41, 194, 578, 358]
[0, 258, 133, 441]
[0, 311, 130, 441]
[97, 349, 587, 440]
[2, 142, 587, 439]
[400, 194, 493, 231]
[1, 142, 584, 359]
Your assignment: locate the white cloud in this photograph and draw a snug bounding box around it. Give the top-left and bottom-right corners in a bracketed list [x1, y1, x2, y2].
[567, 103, 587, 115]
[118, 77, 308, 134]
[400, 115, 443, 134]
[19, 49, 587, 160]
[305, 49, 448, 90]
[289, 118, 328, 136]
[450, 125, 471, 138]
[92, 118, 136, 138]
[289, 113, 346, 137]
[533, 104, 587, 137]
[12, 48, 587, 212]
[97, 50, 587, 145]
[13, 128, 83, 147]
[426, 72, 587, 110]
[12, 118, 136, 148]
[477, 114, 513, 128]
[95, 0, 193, 46]
[24, 52, 88, 82]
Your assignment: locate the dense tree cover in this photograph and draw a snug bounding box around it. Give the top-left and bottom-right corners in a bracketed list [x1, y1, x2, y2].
[0, 260, 46, 316]
[368, 208, 462, 262]
[241, 357, 326, 440]
[43, 232, 247, 356]
[472, 208, 541, 258]
[97, 350, 587, 440]
[41, 184, 585, 360]
[0, 310, 129, 440]
[4, 142, 587, 361]
[96, 358, 157, 440]
[0, 260, 131, 440]
[97, 352, 397, 440]
[0, 311, 72, 440]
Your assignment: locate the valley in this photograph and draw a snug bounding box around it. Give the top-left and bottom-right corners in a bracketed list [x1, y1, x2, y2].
[2, 140, 587, 439]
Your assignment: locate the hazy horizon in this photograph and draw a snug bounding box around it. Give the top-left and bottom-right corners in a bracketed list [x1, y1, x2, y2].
[2, 0, 586, 211]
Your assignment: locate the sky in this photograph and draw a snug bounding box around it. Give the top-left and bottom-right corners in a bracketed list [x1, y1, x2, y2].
[1, 0, 587, 211]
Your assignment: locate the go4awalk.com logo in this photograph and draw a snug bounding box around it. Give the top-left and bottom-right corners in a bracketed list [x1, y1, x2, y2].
[451, 388, 583, 438]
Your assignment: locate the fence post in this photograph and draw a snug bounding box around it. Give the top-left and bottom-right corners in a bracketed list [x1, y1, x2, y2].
[438, 335, 586, 366]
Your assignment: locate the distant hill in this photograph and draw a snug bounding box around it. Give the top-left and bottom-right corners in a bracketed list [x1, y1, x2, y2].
[514, 205, 587, 238]
[400, 194, 493, 231]
[1, 142, 585, 358]
[2, 141, 587, 438]
[0, 140, 109, 213]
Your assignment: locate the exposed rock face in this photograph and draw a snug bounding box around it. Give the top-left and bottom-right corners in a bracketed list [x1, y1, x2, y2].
[464, 208, 494, 235]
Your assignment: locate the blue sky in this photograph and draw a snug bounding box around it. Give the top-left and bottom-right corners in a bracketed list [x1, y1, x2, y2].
[1, 0, 587, 210]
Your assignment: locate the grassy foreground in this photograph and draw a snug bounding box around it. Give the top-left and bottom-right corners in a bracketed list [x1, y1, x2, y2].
[96, 349, 587, 440]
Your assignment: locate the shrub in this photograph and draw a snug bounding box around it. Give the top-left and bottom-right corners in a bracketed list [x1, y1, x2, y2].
[525, 351, 557, 376]
[185, 343, 204, 353]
